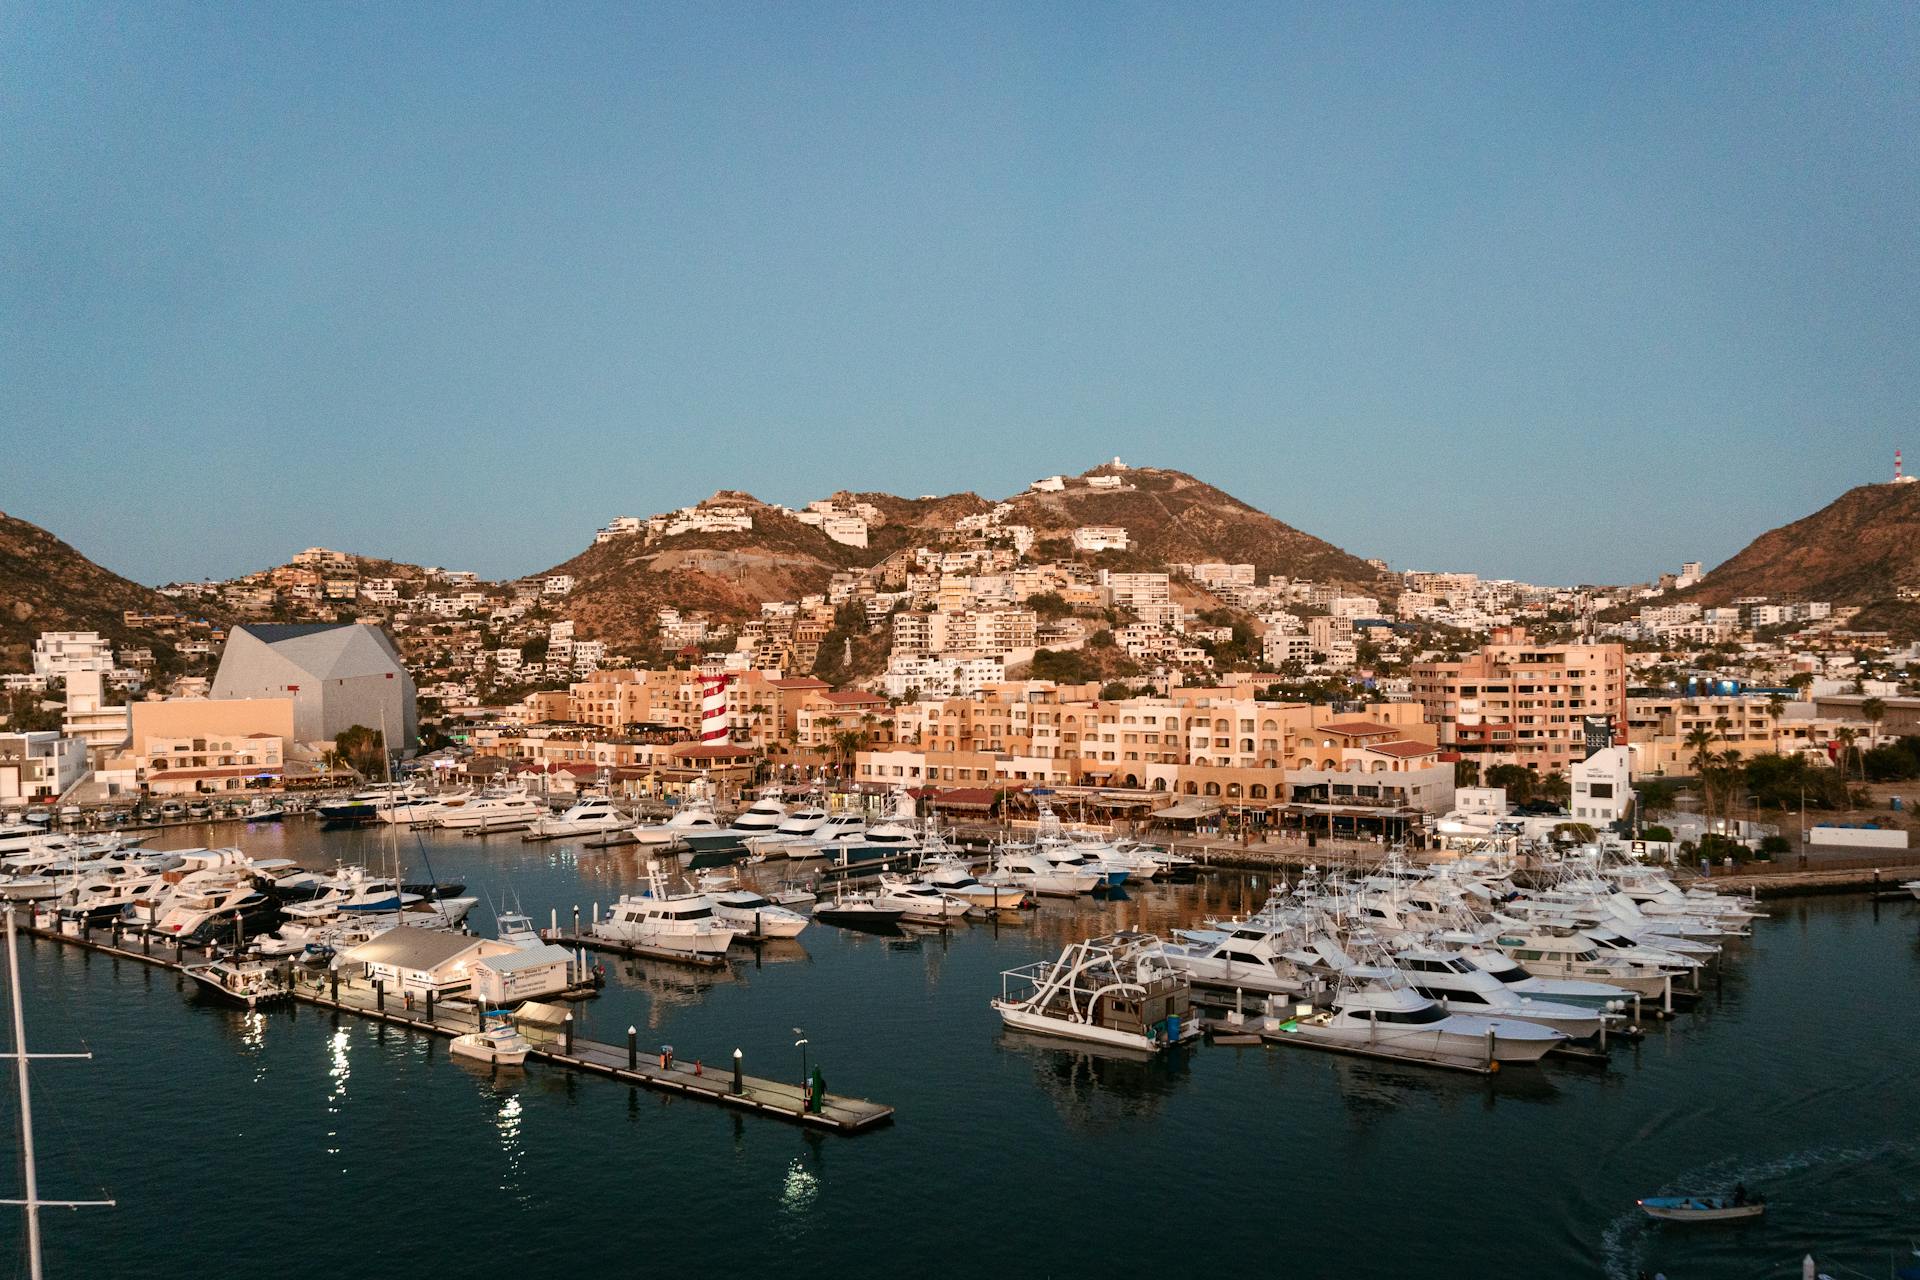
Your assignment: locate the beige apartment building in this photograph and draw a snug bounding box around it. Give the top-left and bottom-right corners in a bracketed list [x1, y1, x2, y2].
[858, 685, 1446, 813]
[1411, 627, 1627, 773]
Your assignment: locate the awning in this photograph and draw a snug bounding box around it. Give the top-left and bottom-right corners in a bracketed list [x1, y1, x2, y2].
[512, 1000, 573, 1029]
[1150, 798, 1223, 821]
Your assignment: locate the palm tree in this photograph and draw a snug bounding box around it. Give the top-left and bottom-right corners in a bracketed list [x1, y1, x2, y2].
[1860, 697, 1886, 750]
[1684, 726, 1717, 827]
[1833, 726, 1860, 782]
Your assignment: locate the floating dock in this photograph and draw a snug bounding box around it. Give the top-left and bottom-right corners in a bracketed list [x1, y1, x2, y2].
[19, 915, 894, 1134]
[548, 931, 729, 969]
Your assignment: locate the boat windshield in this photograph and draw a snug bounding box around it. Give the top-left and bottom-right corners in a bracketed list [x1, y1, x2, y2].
[1374, 1003, 1449, 1025]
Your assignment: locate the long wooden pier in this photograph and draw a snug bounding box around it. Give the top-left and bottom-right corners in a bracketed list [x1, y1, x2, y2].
[18, 914, 894, 1134]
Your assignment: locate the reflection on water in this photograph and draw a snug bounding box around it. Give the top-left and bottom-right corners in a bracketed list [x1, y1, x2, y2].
[771, 1151, 817, 1220]
[999, 1030, 1194, 1128]
[493, 1089, 526, 1201]
[324, 1026, 350, 1160]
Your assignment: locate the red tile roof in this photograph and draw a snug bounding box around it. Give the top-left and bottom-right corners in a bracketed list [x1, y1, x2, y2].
[1367, 740, 1438, 759]
[1318, 721, 1402, 738]
[671, 743, 756, 761]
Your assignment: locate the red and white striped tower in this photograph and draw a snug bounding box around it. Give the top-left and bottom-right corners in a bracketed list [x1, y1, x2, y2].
[1898, 449, 1906, 482]
[697, 671, 731, 743]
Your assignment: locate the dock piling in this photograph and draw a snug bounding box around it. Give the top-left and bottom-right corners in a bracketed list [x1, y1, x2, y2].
[564, 1012, 575, 1054]
[425, 989, 435, 1023]
[732, 1049, 743, 1095]
[375, 979, 385, 1012]
[628, 1026, 637, 1069]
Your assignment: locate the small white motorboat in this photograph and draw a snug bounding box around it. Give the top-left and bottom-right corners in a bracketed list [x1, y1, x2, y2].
[451, 1011, 532, 1066]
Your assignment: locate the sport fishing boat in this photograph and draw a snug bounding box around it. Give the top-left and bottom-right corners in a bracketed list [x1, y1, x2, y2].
[1390, 945, 1609, 1039]
[811, 889, 906, 929]
[376, 791, 470, 826]
[679, 788, 790, 859]
[874, 875, 971, 924]
[451, 1011, 532, 1066]
[1489, 927, 1673, 999]
[692, 874, 811, 940]
[1271, 981, 1566, 1065]
[318, 782, 425, 824]
[744, 800, 832, 855]
[593, 867, 737, 957]
[992, 932, 1199, 1054]
[995, 850, 1100, 898]
[782, 811, 870, 862]
[919, 855, 1027, 911]
[182, 957, 294, 1008]
[631, 795, 728, 848]
[527, 796, 629, 839]
[432, 788, 543, 832]
[1160, 924, 1310, 997]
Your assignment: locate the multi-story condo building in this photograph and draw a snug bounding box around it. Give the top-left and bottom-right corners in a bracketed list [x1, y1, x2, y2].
[1411, 626, 1628, 773]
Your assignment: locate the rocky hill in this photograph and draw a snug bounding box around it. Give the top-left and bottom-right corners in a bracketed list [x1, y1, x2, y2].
[0, 511, 199, 672]
[1004, 465, 1387, 585]
[538, 467, 1386, 655]
[1686, 482, 1920, 607]
[540, 493, 868, 651]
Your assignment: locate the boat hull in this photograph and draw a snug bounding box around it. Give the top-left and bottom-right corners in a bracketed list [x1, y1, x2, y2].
[1638, 1198, 1765, 1222]
[993, 1004, 1191, 1053]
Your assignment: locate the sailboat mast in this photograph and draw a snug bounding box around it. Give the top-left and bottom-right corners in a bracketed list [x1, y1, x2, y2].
[6, 908, 44, 1280]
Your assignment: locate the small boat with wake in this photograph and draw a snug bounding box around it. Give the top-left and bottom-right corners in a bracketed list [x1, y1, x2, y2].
[1637, 1185, 1766, 1222]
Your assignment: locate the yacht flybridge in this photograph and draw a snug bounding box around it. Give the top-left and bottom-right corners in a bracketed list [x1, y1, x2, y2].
[992, 932, 1199, 1053]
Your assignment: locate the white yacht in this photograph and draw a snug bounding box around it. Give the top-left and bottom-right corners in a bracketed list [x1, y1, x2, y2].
[746, 801, 832, 854]
[995, 850, 1099, 898]
[811, 889, 906, 928]
[1390, 946, 1608, 1039]
[1489, 928, 1673, 999]
[874, 876, 971, 924]
[528, 797, 629, 839]
[630, 798, 727, 848]
[919, 856, 1027, 911]
[1273, 982, 1566, 1065]
[182, 957, 293, 1008]
[451, 1012, 531, 1066]
[377, 792, 470, 826]
[682, 787, 789, 853]
[433, 789, 543, 832]
[992, 932, 1200, 1053]
[594, 868, 737, 957]
[691, 875, 810, 939]
[1161, 925, 1310, 996]
[783, 811, 870, 861]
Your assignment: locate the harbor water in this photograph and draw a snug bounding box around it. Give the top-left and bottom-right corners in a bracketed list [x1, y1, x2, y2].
[5, 821, 1916, 1278]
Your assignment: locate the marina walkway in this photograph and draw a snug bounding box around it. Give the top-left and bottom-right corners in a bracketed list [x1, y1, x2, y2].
[18, 915, 895, 1135]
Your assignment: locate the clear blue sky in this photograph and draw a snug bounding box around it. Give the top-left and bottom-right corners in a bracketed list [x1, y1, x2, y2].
[4, 3, 1916, 587]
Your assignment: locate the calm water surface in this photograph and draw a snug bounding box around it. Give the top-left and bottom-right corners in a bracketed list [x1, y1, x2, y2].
[3, 820, 1915, 1279]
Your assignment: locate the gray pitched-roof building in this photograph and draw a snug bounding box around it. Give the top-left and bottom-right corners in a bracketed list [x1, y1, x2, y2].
[210, 622, 417, 749]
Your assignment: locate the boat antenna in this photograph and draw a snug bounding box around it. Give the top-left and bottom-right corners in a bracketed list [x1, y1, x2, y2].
[2, 907, 115, 1278]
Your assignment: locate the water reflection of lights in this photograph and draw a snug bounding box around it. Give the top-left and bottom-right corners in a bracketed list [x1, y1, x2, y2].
[494, 1091, 526, 1197]
[240, 1010, 266, 1052]
[778, 1157, 819, 1217]
[325, 1027, 351, 1157]
[240, 1010, 268, 1082]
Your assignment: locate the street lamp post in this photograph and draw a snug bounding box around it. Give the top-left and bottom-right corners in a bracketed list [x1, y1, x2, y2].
[793, 1028, 808, 1095]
